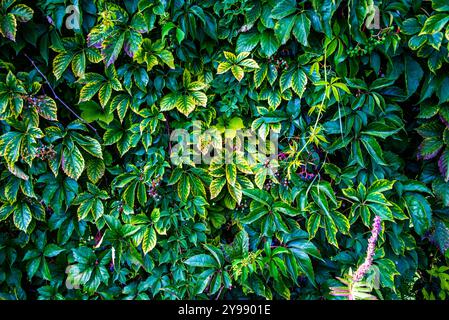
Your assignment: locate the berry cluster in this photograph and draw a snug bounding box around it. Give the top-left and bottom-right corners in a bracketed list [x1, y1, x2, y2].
[235, 200, 249, 212]
[24, 95, 47, 113]
[348, 26, 395, 57]
[264, 179, 274, 191]
[268, 55, 289, 71]
[36, 144, 56, 160]
[298, 165, 316, 181]
[278, 152, 288, 161]
[148, 175, 162, 201]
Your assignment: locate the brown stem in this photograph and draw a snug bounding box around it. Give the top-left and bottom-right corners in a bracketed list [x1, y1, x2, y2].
[24, 53, 98, 135]
[215, 285, 224, 300]
[164, 112, 172, 155]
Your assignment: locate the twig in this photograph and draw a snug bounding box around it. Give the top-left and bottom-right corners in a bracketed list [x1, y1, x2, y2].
[24, 53, 98, 135]
[215, 285, 224, 300]
[164, 112, 172, 155]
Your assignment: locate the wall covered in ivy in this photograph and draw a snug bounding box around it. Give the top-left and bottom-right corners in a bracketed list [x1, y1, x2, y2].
[1, 0, 449, 300]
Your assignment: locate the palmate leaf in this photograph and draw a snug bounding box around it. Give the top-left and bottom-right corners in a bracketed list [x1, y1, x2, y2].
[2, 0, 449, 302]
[176, 94, 196, 116]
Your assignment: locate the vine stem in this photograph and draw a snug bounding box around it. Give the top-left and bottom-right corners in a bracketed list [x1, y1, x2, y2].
[215, 285, 224, 300]
[289, 42, 328, 177]
[164, 112, 172, 155]
[24, 53, 98, 135]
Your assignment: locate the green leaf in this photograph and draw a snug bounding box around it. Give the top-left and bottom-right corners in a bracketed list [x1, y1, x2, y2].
[10, 4, 34, 22]
[160, 92, 178, 111]
[360, 135, 387, 166]
[178, 175, 190, 202]
[86, 157, 105, 184]
[367, 203, 394, 221]
[433, 0, 449, 12]
[291, 69, 308, 98]
[142, 227, 157, 254]
[404, 193, 432, 236]
[274, 15, 296, 45]
[242, 189, 272, 207]
[62, 145, 85, 180]
[102, 32, 125, 66]
[307, 214, 321, 239]
[13, 203, 32, 232]
[236, 32, 260, 53]
[185, 254, 218, 268]
[368, 180, 395, 194]
[231, 65, 244, 82]
[44, 244, 65, 257]
[176, 94, 196, 116]
[37, 97, 58, 121]
[53, 52, 74, 80]
[273, 202, 299, 216]
[225, 164, 237, 186]
[324, 216, 338, 247]
[210, 177, 226, 199]
[404, 56, 423, 97]
[0, 13, 17, 41]
[260, 32, 280, 57]
[420, 14, 449, 35]
[271, 0, 297, 19]
[376, 259, 399, 289]
[293, 14, 310, 46]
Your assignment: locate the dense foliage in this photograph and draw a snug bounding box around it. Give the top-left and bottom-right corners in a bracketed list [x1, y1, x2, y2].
[1, 0, 449, 300]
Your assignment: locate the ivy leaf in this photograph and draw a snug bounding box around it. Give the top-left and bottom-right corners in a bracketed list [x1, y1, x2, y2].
[160, 92, 178, 111]
[236, 32, 260, 53]
[37, 97, 58, 121]
[10, 4, 34, 22]
[142, 227, 157, 254]
[13, 203, 32, 232]
[62, 145, 85, 180]
[242, 189, 272, 207]
[86, 158, 105, 184]
[260, 32, 280, 57]
[185, 254, 218, 268]
[53, 52, 75, 80]
[231, 65, 244, 82]
[0, 13, 17, 41]
[291, 69, 308, 98]
[420, 14, 449, 35]
[102, 32, 125, 67]
[176, 94, 196, 116]
[293, 14, 310, 46]
[360, 135, 387, 166]
[210, 177, 226, 199]
[178, 175, 191, 202]
[404, 193, 432, 236]
[225, 164, 237, 186]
